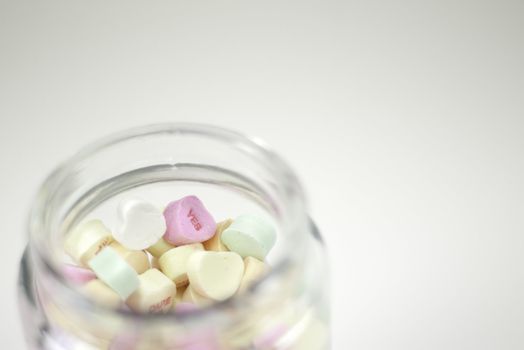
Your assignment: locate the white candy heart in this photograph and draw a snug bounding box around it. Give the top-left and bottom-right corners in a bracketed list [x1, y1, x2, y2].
[114, 199, 167, 250]
[187, 251, 245, 301]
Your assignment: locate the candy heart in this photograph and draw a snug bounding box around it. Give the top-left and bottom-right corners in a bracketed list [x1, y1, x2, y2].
[158, 243, 204, 287]
[83, 279, 122, 308]
[62, 264, 96, 285]
[126, 269, 176, 313]
[64, 219, 114, 266]
[181, 285, 213, 307]
[146, 237, 175, 258]
[174, 302, 200, 314]
[203, 219, 233, 252]
[88, 247, 139, 300]
[221, 215, 277, 260]
[238, 257, 268, 293]
[109, 242, 150, 274]
[253, 324, 289, 349]
[163, 196, 217, 245]
[187, 251, 244, 301]
[175, 284, 187, 303]
[114, 199, 167, 250]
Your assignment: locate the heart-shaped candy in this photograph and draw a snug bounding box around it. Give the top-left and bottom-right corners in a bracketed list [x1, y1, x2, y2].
[62, 264, 96, 285]
[187, 251, 244, 301]
[163, 196, 216, 245]
[114, 199, 167, 250]
[64, 219, 113, 266]
[221, 215, 277, 260]
[238, 256, 268, 293]
[126, 269, 176, 313]
[158, 243, 203, 286]
[88, 247, 139, 300]
[203, 219, 233, 252]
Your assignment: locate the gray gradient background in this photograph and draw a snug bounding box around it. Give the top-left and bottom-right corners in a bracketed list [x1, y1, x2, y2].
[1, 0, 523, 349]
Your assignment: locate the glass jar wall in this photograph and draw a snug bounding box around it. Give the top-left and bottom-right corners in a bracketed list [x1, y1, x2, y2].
[18, 124, 329, 350]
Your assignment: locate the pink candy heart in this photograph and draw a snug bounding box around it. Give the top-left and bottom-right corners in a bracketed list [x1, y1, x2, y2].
[253, 324, 289, 349]
[173, 329, 221, 350]
[62, 264, 96, 285]
[163, 196, 217, 245]
[173, 302, 200, 315]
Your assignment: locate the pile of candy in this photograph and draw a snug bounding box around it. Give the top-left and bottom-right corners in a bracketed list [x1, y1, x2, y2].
[63, 195, 276, 314]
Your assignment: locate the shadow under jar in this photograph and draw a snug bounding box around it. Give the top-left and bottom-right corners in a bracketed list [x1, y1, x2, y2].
[18, 123, 330, 350]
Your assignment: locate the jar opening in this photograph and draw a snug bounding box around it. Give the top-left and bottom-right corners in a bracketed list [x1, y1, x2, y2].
[28, 123, 310, 324]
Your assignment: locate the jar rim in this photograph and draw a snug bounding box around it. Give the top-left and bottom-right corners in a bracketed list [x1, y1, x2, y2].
[28, 122, 310, 323]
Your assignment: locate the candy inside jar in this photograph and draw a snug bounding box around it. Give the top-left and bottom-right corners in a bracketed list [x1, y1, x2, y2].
[64, 195, 276, 314]
[21, 124, 329, 350]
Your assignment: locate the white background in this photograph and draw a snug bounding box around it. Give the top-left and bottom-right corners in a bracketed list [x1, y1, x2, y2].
[1, 0, 523, 349]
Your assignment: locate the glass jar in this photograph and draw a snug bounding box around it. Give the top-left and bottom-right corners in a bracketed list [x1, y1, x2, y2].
[18, 123, 329, 350]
